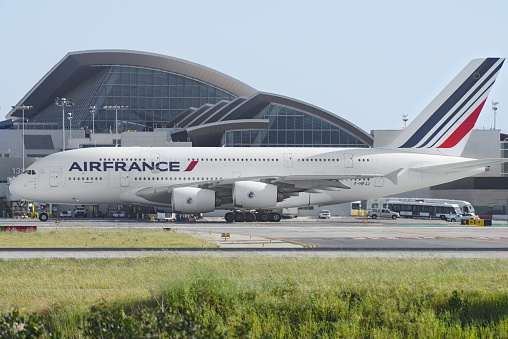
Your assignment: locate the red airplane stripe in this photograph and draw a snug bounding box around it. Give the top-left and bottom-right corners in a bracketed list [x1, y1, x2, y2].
[437, 99, 486, 148]
[184, 160, 199, 171]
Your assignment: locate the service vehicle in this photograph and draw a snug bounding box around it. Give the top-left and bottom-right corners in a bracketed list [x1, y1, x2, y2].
[112, 210, 125, 218]
[368, 208, 399, 219]
[59, 210, 72, 217]
[319, 210, 331, 219]
[447, 213, 480, 222]
[74, 206, 87, 218]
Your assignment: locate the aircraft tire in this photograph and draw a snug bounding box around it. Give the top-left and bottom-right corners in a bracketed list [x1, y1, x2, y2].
[234, 213, 245, 222]
[39, 213, 48, 222]
[245, 212, 256, 222]
[256, 213, 269, 222]
[269, 212, 282, 222]
[225, 212, 235, 223]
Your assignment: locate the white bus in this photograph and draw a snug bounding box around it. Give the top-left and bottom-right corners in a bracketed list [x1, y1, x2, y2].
[367, 198, 474, 214]
[367, 198, 465, 220]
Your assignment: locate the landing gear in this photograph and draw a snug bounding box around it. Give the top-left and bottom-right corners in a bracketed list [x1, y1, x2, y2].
[234, 213, 245, 222]
[256, 212, 269, 222]
[39, 212, 48, 222]
[245, 212, 256, 222]
[269, 212, 281, 222]
[225, 212, 235, 223]
[224, 210, 281, 223]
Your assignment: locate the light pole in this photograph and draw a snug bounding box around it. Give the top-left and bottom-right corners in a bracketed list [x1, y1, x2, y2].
[11, 104, 33, 171]
[55, 98, 74, 151]
[402, 114, 408, 129]
[67, 112, 73, 145]
[492, 101, 499, 130]
[103, 105, 129, 146]
[89, 105, 96, 134]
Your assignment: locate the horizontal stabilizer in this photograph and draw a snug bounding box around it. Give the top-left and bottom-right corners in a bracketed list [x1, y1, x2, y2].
[410, 158, 508, 174]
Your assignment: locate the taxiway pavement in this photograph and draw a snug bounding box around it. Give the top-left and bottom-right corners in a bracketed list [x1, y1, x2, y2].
[1, 217, 508, 259]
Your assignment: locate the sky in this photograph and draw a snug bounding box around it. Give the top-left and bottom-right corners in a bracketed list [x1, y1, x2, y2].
[1, 0, 508, 133]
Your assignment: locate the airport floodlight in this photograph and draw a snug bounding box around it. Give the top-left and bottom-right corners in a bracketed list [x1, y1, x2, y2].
[55, 98, 74, 151]
[11, 104, 33, 171]
[102, 105, 129, 146]
[492, 101, 499, 130]
[67, 112, 73, 141]
[89, 105, 96, 134]
[402, 114, 409, 129]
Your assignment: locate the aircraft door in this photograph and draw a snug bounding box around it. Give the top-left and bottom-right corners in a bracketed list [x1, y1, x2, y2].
[283, 153, 293, 168]
[375, 177, 384, 187]
[344, 153, 353, 168]
[49, 171, 60, 187]
[151, 153, 160, 174]
[120, 172, 130, 187]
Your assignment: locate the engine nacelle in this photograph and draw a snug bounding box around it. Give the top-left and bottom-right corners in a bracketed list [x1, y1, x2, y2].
[172, 187, 216, 214]
[233, 181, 282, 209]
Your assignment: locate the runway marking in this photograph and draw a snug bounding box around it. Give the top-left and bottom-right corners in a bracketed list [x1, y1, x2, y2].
[380, 230, 508, 244]
[344, 236, 508, 240]
[182, 229, 316, 248]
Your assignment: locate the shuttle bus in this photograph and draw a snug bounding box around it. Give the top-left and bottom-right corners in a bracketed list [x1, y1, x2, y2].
[367, 198, 466, 220]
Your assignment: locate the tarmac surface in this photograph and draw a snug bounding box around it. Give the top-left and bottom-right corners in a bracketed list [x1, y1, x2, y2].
[1, 216, 508, 259]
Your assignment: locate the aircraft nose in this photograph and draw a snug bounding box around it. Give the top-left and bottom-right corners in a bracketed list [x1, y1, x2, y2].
[9, 176, 25, 200]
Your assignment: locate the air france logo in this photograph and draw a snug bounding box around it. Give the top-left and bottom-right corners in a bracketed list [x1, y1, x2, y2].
[248, 191, 255, 199]
[69, 161, 198, 172]
[186, 197, 193, 205]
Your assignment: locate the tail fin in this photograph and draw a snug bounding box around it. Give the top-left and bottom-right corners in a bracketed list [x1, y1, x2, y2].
[385, 58, 505, 156]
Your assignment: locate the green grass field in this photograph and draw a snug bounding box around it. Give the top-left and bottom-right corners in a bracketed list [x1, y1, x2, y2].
[1, 256, 508, 337]
[0, 228, 216, 248]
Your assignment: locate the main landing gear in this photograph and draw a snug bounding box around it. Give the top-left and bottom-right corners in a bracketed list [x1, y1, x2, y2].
[224, 210, 281, 223]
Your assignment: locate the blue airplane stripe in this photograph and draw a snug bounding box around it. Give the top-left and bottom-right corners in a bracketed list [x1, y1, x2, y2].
[417, 64, 501, 148]
[400, 58, 500, 148]
[426, 82, 493, 148]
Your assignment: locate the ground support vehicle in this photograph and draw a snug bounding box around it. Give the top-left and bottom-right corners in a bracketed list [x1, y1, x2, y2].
[368, 208, 399, 219]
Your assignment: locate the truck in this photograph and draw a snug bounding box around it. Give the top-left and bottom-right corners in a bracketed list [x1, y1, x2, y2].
[368, 208, 399, 219]
[74, 206, 87, 218]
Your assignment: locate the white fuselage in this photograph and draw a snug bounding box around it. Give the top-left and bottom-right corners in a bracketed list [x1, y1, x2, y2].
[9, 146, 484, 210]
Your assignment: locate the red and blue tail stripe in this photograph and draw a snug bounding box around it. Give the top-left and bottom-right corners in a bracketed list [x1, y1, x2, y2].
[397, 58, 504, 151]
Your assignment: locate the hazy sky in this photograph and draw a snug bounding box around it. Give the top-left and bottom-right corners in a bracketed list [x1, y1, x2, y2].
[1, 0, 507, 133]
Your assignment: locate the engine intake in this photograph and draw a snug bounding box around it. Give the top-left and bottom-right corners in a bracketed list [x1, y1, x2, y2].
[233, 181, 282, 209]
[172, 187, 217, 214]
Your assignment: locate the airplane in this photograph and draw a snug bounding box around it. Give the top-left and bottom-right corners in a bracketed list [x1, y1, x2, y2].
[9, 57, 506, 222]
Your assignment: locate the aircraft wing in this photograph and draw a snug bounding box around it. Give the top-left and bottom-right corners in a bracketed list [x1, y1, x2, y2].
[410, 158, 508, 174]
[135, 172, 400, 204]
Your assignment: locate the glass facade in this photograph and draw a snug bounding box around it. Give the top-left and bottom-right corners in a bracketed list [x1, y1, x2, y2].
[85, 66, 235, 133]
[31, 65, 236, 133]
[224, 104, 368, 148]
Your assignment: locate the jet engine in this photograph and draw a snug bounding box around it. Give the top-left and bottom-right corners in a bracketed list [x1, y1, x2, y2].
[171, 187, 218, 214]
[233, 181, 283, 209]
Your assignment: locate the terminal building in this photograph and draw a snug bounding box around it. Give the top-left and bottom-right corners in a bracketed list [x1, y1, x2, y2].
[0, 50, 506, 218]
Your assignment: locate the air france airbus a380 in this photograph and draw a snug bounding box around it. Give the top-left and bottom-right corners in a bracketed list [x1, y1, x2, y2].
[9, 58, 506, 222]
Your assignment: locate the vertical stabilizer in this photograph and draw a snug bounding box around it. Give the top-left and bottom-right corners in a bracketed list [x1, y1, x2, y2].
[385, 58, 504, 156]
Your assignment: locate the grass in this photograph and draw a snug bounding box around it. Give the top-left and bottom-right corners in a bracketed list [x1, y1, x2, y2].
[0, 228, 216, 248]
[1, 256, 508, 337]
